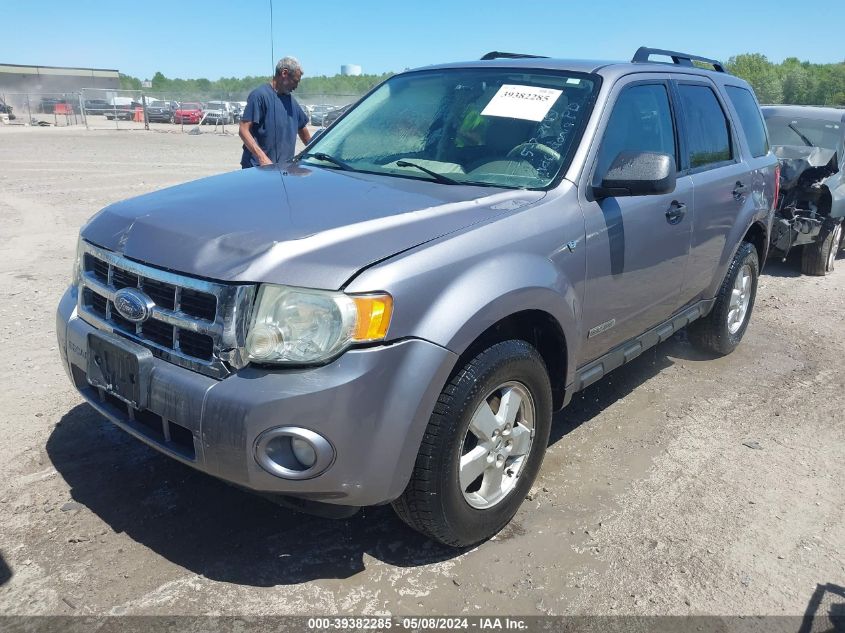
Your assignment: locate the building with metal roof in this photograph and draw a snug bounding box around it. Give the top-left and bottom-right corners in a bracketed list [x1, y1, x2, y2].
[0, 63, 120, 94]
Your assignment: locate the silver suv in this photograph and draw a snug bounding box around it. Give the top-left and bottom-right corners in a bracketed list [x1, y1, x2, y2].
[201, 101, 233, 125]
[56, 48, 777, 546]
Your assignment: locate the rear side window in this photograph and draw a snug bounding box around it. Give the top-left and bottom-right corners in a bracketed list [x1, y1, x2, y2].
[677, 84, 732, 170]
[725, 86, 769, 157]
[593, 83, 676, 185]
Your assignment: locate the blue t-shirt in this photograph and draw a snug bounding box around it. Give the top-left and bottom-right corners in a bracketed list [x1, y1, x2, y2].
[240, 83, 308, 168]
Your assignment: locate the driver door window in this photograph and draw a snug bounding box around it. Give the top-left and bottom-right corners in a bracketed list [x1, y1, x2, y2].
[593, 83, 676, 185]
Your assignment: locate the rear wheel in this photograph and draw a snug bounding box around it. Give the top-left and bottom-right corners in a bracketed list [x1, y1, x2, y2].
[392, 340, 552, 547]
[689, 241, 759, 356]
[802, 221, 842, 276]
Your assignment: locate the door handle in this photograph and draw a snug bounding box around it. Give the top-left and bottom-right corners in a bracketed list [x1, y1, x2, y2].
[665, 201, 686, 225]
[733, 181, 749, 200]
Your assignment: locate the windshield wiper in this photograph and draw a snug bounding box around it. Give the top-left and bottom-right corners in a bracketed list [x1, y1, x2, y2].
[299, 152, 355, 171]
[396, 160, 461, 185]
[788, 123, 815, 147]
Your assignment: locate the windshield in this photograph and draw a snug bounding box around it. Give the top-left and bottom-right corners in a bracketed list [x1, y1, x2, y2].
[765, 115, 842, 151]
[181, 103, 201, 111]
[303, 68, 598, 189]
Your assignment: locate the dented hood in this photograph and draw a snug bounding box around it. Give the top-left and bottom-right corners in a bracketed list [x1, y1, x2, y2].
[81, 164, 545, 289]
[773, 145, 838, 190]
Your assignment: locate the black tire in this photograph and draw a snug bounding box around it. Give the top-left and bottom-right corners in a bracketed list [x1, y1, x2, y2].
[392, 340, 552, 547]
[689, 241, 759, 356]
[801, 221, 842, 276]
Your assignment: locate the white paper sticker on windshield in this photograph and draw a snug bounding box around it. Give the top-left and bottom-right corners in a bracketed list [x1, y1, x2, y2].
[481, 85, 563, 122]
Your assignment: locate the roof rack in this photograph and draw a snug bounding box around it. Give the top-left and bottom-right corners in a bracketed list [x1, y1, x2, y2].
[631, 47, 726, 73]
[480, 51, 548, 61]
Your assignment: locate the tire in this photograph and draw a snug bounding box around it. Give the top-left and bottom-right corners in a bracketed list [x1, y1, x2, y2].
[801, 221, 842, 276]
[392, 340, 552, 547]
[689, 241, 759, 356]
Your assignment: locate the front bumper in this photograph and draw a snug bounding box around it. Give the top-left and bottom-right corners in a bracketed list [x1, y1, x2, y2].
[56, 287, 457, 506]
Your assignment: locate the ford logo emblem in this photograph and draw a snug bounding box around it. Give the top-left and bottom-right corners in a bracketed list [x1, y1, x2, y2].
[113, 288, 155, 323]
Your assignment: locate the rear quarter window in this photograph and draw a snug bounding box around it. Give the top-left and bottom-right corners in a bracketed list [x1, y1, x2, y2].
[725, 86, 769, 157]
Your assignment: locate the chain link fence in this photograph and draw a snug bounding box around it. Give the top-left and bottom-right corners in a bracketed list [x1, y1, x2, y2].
[1, 92, 85, 127]
[1, 89, 368, 132]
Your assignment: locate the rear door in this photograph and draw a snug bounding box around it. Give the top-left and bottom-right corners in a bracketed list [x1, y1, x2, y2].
[671, 77, 751, 303]
[577, 76, 692, 365]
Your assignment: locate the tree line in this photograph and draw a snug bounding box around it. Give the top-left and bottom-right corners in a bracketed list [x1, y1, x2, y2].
[725, 54, 845, 105]
[120, 71, 394, 101]
[120, 54, 845, 106]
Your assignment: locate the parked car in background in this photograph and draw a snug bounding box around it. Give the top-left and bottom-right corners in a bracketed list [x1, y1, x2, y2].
[104, 99, 143, 121]
[83, 99, 111, 115]
[57, 47, 776, 548]
[762, 105, 845, 274]
[202, 101, 233, 125]
[0, 97, 14, 120]
[37, 97, 80, 114]
[321, 103, 353, 127]
[174, 102, 202, 125]
[308, 104, 334, 126]
[230, 102, 243, 123]
[146, 100, 177, 123]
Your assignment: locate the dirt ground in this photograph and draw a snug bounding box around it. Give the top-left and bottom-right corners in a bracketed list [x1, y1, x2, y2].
[0, 125, 842, 619]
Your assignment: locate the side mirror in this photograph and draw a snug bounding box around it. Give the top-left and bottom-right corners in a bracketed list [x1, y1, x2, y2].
[592, 151, 676, 199]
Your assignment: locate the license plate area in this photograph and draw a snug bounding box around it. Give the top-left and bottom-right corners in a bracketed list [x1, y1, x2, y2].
[87, 332, 153, 410]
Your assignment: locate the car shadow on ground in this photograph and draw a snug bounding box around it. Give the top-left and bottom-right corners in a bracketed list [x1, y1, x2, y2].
[47, 404, 462, 587]
[47, 335, 690, 588]
[550, 334, 690, 445]
[762, 249, 805, 278]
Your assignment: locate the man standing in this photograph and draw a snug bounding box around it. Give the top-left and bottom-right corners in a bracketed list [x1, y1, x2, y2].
[239, 56, 312, 168]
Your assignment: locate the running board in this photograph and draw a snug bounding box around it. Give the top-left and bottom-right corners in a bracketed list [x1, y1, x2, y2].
[570, 299, 716, 395]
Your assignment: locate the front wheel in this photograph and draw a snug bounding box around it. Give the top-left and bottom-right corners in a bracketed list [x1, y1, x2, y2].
[689, 241, 759, 356]
[392, 340, 552, 547]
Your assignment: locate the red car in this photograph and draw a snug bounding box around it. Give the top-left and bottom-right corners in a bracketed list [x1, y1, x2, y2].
[174, 102, 202, 124]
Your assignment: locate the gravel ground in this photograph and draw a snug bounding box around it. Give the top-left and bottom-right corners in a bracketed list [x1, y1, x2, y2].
[0, 126, 842, 619]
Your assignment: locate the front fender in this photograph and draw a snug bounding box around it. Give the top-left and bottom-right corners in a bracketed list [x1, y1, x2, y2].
[437, 256, 577, 362]
[353, 249, 583, 388]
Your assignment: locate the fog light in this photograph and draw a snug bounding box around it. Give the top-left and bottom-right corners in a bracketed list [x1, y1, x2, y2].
[254, 427, 334, 480]
[291, 437, 317, 468]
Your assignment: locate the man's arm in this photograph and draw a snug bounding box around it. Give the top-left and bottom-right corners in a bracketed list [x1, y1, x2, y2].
[239, 120, 273, 166]
[298, 126, 312, 146]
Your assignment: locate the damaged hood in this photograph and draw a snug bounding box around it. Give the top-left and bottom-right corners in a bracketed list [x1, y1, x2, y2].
[773, 145, 845, 219]
[81, 164, 545, 289]
[773, 145, 839, 191]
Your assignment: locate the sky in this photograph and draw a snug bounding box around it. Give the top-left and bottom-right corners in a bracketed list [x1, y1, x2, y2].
[0, 0, 840, 80]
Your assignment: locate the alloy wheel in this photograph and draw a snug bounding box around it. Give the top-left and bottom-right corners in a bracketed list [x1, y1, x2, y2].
[727, 263, 752, 334]
[459, 381, 535, 509]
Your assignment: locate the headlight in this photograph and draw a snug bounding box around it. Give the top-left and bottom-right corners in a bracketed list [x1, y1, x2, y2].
[71, 237, 83, 287]
[245, 285, 393, 365]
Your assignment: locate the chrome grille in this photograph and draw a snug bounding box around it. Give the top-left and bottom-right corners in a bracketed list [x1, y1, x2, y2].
[77, 241, 256, 379]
